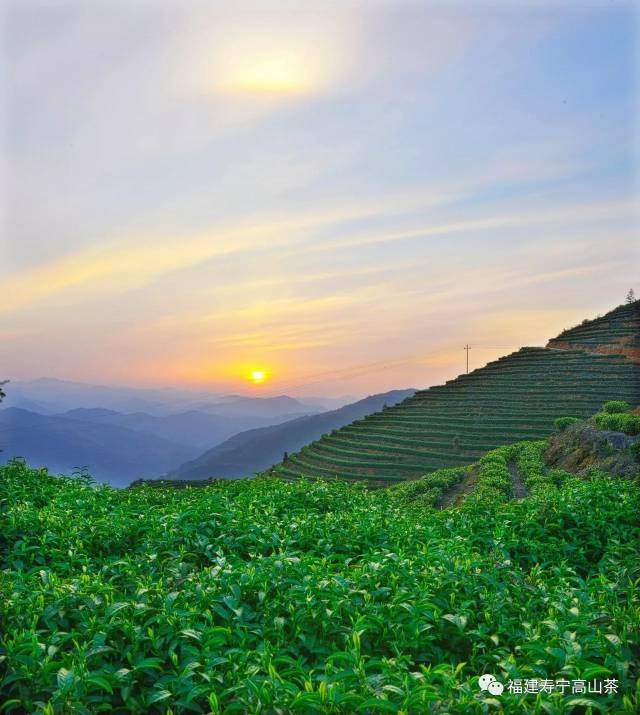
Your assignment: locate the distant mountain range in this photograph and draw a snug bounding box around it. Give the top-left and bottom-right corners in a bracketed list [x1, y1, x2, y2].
[0, 399, 323, 485]
[3, 378, 216, 415]
[0, 408, 196, 487]
[3, 378, 332, 417]
[58, 407, 311, 450]
[163, 389, 416, 482]
[173, 395, 316, 419]
[0, 377, 408, 487]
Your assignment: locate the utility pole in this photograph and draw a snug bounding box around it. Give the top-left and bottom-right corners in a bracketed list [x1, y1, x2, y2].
[464, 344, 472, 374]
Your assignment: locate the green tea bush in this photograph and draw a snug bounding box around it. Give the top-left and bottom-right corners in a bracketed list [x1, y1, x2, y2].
[554, 416, 580, 431]
[593, 411, 640, 435]
[464, 445, 514, 505]
[547, 468, 573, 487]
[515, 441, 550, 492]
[630, 440, 640, 462]
[385, 466, 468, 508]
[1, 459, 639, 714]
[603, 400, 631, 414]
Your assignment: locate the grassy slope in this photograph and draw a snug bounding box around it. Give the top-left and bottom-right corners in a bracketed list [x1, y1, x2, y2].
[1, 423, 639, 713]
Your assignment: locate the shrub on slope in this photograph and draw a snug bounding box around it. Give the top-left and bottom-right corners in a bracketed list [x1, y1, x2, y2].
[593, 411, 640, 436]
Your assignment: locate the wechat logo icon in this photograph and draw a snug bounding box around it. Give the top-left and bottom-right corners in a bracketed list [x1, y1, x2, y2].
[479, 674, 504, 696]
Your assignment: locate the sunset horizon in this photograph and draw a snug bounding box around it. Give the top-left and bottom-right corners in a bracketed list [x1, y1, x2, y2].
[2, 1, 638, 397]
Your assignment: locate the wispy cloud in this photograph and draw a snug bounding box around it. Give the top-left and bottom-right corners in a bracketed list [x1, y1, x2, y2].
[0, 189, 454, 313]
[286, 197, 639, 257]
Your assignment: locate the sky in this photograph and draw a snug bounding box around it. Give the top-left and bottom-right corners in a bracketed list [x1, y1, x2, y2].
[1, 0, 639, 398]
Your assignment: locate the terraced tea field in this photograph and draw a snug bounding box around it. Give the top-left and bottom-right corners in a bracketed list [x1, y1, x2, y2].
[275, 303, 640, 485]
[548, 299, 640, 355]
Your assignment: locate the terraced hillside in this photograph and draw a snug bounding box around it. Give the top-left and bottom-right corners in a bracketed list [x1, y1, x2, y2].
[548, 299, 640, 360]
[275, 302, 640, 485]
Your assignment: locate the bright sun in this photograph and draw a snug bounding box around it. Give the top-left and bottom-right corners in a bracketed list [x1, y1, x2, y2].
[228, 57, 310, 94]
[250, 370, 266, 384]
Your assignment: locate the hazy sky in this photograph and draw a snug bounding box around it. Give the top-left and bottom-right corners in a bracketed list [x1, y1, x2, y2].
[1, 0, 638, 397]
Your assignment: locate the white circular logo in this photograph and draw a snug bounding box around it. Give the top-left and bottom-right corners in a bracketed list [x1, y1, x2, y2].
[488, 680, 504, 696]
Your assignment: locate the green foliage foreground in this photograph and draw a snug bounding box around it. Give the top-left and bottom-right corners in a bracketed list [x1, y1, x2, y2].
[1, 459, 639, 714]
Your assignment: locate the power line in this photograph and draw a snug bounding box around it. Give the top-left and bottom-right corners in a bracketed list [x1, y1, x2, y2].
[267, 343, 527, 393]
[470, 345, 523, 349]
[270, 352, 442, 392]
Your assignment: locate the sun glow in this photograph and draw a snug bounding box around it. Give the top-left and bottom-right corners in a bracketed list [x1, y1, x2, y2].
[223, 55, 312, 95]
[250, 370, 266, 384]
[206, 16, 352, 98]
